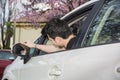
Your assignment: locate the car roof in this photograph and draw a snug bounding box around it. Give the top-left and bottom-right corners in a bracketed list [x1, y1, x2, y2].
[61, 0, 99, 21]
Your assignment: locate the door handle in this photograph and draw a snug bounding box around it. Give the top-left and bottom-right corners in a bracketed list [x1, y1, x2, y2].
[115, 64, 120, 79]
[49, 65, 62, 76]
[49, 70, 61, 76]
[116, 67, 120, 73]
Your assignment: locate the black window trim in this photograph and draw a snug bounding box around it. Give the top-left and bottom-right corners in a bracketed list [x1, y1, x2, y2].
[73, 0, 105, 48]
[61, 2, 96, 24]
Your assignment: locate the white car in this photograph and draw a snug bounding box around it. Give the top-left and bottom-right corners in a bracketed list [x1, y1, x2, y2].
[3, 0, 120, 80]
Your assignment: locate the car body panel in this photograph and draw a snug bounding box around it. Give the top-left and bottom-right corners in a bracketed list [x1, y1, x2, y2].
[9, 43, 120, 80]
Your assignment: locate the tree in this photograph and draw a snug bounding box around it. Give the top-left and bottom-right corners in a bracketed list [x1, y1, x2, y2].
[14, 0, 90, 24]
[0, 0, 14, 49]
[10, 0, 89, 27]
[46, 0, 90, 19]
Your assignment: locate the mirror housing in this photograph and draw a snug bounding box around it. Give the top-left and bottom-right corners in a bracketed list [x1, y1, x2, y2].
[12, 43, 30, 64]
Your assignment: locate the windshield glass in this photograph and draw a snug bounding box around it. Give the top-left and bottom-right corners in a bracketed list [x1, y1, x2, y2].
[82, 0, 120, 47]
[0, 51, 13, 60]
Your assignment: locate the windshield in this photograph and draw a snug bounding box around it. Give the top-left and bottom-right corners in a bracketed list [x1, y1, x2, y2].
[0, 51, 13, 60]
[82, 0, 120, 47]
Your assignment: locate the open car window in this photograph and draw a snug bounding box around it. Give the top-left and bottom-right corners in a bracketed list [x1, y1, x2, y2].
[46, 15, 87, 46]
[28, 1, 97, 56]
[46, 14, 88, 46]
[37, 12, 89, 55]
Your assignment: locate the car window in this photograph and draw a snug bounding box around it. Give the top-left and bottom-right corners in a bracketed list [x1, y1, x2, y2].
[30, 2, 95, 56]
[0, 51, 13, 60]
[35, 12, 89, 55]
[46, 14, 88, 45]
[82, 0, 120, 47]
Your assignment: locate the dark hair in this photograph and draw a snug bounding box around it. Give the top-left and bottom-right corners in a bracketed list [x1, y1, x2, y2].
[44, 18, 73, 39]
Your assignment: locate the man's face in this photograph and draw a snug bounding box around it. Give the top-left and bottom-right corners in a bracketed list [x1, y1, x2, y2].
[48, 36, 64, 48]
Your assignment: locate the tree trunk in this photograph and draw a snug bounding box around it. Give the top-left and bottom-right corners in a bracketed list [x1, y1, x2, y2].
[1, 25, 5, 48]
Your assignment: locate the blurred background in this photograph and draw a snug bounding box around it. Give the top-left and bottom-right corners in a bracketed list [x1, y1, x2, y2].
[0, 0, 89, 49]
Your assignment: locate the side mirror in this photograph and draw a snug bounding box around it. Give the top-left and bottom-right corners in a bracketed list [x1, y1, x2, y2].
[12, 43, 30, 64]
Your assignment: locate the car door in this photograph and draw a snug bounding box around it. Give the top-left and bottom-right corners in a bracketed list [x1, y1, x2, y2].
[70, 0, 120, 79]
[62, 0, 120, 79]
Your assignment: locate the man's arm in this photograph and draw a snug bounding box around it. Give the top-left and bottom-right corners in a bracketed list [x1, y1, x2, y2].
[21, 40, 65, 53]
[35, 44, 65, 53]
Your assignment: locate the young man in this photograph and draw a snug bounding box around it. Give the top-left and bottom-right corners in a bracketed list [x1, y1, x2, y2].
[21, 18, 76, 53]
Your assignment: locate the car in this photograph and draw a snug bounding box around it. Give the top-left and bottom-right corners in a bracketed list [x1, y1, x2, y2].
[0, 50, 14, 80]
[5, 0, 119, 80]
[2, 0, 98, 80]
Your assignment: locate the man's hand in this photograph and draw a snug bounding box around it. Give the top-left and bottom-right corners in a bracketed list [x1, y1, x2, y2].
[21, 40, 35, 48]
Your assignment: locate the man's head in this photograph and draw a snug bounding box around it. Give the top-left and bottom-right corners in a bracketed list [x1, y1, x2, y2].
[44, 18, 73, 47]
